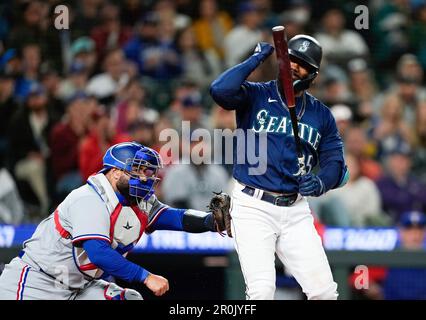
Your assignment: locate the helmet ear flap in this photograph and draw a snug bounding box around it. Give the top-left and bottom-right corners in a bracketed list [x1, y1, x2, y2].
[293, 70, 318, 93]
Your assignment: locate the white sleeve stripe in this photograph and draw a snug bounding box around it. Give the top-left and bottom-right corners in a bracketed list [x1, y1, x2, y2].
[147, 206, 168, 228]
[72, 234, 111, 243]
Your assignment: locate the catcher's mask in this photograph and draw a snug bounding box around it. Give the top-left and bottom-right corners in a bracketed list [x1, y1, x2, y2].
[287, 34, 322, 92]
[100, 142, 163, 203]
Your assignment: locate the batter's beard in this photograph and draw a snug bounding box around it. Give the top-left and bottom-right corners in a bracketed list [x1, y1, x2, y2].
[116, 175, 137, 205]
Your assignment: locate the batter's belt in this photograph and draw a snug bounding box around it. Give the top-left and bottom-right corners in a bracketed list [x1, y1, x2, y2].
[241, 185, 301, 207]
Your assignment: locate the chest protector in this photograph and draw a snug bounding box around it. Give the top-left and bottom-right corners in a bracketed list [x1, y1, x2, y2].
[56, 174, 148, 279]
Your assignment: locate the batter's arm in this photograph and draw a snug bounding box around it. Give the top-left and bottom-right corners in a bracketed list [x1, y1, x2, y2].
[210, 42, 274, 110]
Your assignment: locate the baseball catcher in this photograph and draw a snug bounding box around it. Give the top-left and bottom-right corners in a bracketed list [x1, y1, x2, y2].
[0, 142, 231, 300]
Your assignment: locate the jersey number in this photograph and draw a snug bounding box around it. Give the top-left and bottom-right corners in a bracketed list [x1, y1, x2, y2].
[305, 155, 313, 174]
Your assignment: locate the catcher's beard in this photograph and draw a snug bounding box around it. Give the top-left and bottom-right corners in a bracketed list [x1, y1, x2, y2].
[116, 175, 138, 206]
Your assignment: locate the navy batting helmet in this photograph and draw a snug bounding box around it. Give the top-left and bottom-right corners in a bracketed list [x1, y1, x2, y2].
[288, 35, 322, 71]
[287, 35, 322, 92]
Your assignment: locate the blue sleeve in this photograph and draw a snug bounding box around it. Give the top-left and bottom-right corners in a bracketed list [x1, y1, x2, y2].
[317, 159, 344, 192]
[210, 54, 261, 110]
[150, 207, 216, 233]
[82, 239, 150, 283]
[151, 207, 185, 231]
[317, 111, 348, 191]
[318, 109, 344, 151]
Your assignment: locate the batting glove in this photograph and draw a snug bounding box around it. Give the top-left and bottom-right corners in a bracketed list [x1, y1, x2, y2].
[252, 42, 274, 64]
[298, 173, 325, 197]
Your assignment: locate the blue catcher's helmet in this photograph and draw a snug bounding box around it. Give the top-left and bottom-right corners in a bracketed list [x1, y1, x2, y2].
[101, 142, 163, 201]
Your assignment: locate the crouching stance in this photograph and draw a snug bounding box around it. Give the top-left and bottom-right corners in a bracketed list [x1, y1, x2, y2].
[0, 142, 228, 300]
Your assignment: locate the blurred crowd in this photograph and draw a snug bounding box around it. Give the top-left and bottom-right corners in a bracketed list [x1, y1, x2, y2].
[0, 0, 425, 230]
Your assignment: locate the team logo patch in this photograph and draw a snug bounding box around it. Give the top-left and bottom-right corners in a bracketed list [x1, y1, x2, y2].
[299, 41, 310, 52]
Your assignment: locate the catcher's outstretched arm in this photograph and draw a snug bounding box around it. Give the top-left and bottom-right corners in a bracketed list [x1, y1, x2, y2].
[147, 206, 216, 233]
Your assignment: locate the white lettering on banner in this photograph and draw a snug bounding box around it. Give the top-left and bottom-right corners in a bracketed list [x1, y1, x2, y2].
[323, 228, 344, 250]
[323, 228, 398, 251]
[0, 226, 15, 247]
[346, 229, 397, 251]
[150, 231, 186, 249]
[187, 233, 234, 250]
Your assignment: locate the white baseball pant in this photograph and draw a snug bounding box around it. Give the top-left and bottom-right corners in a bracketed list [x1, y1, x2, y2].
[230, 180, 338, 300]
[0, 257, 142, 300]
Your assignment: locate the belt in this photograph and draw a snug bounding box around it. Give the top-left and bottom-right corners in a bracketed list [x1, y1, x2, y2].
[241, 186, 299, 207]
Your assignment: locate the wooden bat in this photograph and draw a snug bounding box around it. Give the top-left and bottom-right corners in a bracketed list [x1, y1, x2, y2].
[272, 25, 306, 176]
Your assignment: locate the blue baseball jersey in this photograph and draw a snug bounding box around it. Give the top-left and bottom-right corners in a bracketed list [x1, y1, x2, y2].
[232, 80, 343, 193]
[210, 55, 347, 194]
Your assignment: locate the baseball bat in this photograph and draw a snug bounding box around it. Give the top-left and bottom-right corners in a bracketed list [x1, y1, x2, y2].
[272, 26, 306, 175]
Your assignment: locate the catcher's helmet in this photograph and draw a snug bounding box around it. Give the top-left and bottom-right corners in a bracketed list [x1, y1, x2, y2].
[101, 142, 163, 201]
[288, 35, 322, 71]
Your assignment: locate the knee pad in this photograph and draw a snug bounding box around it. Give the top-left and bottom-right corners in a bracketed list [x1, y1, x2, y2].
[104, 283, 143, 300]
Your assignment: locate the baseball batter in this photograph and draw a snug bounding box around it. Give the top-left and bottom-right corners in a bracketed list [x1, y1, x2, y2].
[0, 142, 229, 300]
[210, 36, 349, 300]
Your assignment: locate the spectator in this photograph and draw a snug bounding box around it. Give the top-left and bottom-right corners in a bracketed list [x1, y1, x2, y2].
[0, 165, 24, 225]
[90, 2, 132, 59]
[124, 12, 181, 81]
[123, 12, 161, 76]
[71, 0, 103, 39]
[49, 93, 95, 202]
[70, 37, 97, 76]
[161, 139, 230, 210]
[13, 43, 42, 103]
[86, 47, 129, 106]
[176, 26, 222, 90]
[210, 104, 236, 175]
[376, 142, 426, 223]
[78, 107, 130, 180]
[344, 126, 382, 181]
[371, 0, 411, 79]
[347, 58, 378, 107]
[170, 90, 212, 134]
[40, 68, 64, 120]
[0, 71, 18, 162]
[128, 119, 156, 148]
[154, 0, 192, 31]
[314, 153, 386, 227]
[114, 78, 159, 134]
[192, 0, 233, 60]
[330, 104, 353, 139]
[8, 1, 61, 71]
[412, 100, 426, 183]
[7, 83, 54, 219]
[314, 8, 369, 68]
[319, 66, 352, 107]
[396, 53, 424, 84]
[224, 2, 264, 67]
[409, 3, 426, 71]
[373, 94, 414, 160]
[57, 62, 91, 101]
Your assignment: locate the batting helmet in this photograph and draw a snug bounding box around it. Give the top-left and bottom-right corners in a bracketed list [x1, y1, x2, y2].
[288, 35, 322, 71]
[101, 142, 163, 201]
[287, 35, 322, 92]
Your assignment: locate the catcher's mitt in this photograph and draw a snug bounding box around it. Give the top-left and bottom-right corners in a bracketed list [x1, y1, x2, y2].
[208, 191, 232, 237]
